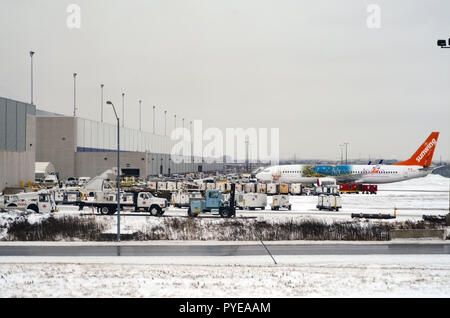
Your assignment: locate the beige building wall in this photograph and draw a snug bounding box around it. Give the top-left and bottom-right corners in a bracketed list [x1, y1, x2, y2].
[35, 117, 77, 180]
[75, 151, 148, 178]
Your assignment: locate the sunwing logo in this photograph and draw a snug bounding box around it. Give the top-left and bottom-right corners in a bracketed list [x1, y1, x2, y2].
[416, 138, 437, 163]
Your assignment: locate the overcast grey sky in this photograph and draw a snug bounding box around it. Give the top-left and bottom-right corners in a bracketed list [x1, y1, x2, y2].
[0, 0, 449, 161]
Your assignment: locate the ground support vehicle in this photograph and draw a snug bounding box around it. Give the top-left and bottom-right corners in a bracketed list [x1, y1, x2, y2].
[187, 184, 236, 218]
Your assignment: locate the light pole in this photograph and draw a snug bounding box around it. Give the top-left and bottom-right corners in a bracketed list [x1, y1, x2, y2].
[153, 106, 156, 134]
[164, 110, 167, 136]
[73, 73, 77, 117]
[344, 142, 349, 164]
[106, 100, 121, 242]
[174, 114, 177, 130]
[139, 100, 142, 131]
[121, 93, 125, 127]
[30, 51, 35, 105]
[339, 144, 344, 164]
[100, 84, 104, 122]
[436, 38, 450, 217]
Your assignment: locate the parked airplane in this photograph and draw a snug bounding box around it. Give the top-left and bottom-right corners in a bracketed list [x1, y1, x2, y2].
[255, 132, 440, 184]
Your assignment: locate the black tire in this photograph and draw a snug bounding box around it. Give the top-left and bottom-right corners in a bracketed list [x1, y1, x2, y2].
[107, 206, 116, 215]
[288, 205, 292, 211]
[219, 207, 232, 218]
[187, 208, 198, 217]
[261, 207, 265, 210]
[99, 206, 109, 215]
[28, 204, 39, 213]
[150, 205, 161, 216]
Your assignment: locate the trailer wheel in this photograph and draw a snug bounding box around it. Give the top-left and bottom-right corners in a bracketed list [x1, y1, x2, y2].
[150, 205, 161, 216]
[107, 206, 116, 215]
[27, 204, 39, 213]
[219, 207, 232, 218]
[99, 206, 109, 215]
[187, 208, 198, 217]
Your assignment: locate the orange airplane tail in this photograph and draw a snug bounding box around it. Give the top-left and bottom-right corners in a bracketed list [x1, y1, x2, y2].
[393, 132, 439, 167]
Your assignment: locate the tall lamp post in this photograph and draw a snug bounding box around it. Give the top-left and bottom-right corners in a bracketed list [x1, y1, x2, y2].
[73, 73, 77, 117]
[30, 51, 35, 105]
[121, 93, 125, 127]
[164, 110, 167, 136]
[343, 142, 349, 165]
[437, 38, 450, 217]
[139, 100, 142, 131]
[339, 144, 344, 164]
[100, 84, 104, 122]
[153, 106, 156, 134]
[106, 100, 121, 242]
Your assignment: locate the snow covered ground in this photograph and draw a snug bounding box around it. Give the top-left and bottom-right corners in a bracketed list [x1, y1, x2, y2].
[0, 254, 448, 297]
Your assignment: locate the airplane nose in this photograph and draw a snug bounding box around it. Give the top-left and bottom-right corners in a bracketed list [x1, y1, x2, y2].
[256, 172, 269, 181]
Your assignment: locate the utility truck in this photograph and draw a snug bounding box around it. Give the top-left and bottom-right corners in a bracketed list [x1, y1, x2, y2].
[0, 191, 58, 213]
[187, 184, 236, 218]
[78, 190, 168, 216]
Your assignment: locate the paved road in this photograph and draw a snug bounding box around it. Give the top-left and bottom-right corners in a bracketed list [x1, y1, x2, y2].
[0, 243, 449, 256]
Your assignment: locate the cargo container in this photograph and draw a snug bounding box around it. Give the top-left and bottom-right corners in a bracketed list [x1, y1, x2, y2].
[171, 191, 203, 208]
[289, 183, 302, 195]
[244, 183, 256, 193]
[315, 185, 339, 195]
[316, 194, 341, 211]
[167, 182, 177, 191]
[270, 195, 291, 210]
[157, 182, 167, 191]
[148, 182, 157, 190]
[279, 184, 289, 194]
[236, 193, 267, 210]
[256, 183, 267, 194]
[266, 183, 279, 194]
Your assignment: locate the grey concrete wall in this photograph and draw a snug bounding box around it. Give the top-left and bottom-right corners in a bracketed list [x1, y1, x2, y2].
[36, 117, 77, 180]
[75, 151, 148, 178]
[0, 112, 36, 191]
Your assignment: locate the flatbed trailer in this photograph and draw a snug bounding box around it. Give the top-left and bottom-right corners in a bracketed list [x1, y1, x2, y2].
[77, 191, 168, 216]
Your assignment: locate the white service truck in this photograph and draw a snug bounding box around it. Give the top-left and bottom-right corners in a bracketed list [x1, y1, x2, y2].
[0, 191, 58, 213]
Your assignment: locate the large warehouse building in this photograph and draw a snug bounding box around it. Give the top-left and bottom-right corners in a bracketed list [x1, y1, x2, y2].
[0, 97, 36, 191]
[35, 111, 224, 180]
